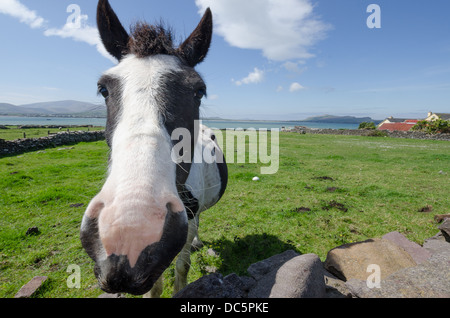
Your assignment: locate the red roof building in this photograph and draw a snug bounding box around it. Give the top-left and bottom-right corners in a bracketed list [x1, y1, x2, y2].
[378, 122, 416, 131]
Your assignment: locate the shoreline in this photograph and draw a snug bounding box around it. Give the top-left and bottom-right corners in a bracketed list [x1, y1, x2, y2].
[0, 116, 360, 130]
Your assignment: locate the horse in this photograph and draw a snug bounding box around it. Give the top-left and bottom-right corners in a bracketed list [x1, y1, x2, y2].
[80, 0, 227, 297]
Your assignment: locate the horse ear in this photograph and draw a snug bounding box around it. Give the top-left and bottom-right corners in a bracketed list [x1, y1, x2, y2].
[97, 0, 130, 61]
[178, 8, 213, 67]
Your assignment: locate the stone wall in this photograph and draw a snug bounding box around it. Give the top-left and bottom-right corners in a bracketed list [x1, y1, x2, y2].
[172, 219, 450, 298]
[386, 130, 450, 140]
[287, 126, 450, 141]
[0, 130, 105, 157]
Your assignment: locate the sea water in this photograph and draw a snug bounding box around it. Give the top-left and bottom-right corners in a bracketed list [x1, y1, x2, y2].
[0, 116, 359, 130]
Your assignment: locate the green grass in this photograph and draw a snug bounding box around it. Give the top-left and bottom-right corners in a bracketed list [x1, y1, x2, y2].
[0, 132, 449, 298]
[0, 126, 104, 141]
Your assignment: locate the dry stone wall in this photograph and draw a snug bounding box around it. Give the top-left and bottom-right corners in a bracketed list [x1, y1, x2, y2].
[287, 126, 450, 141]
[0, 130, 105, 157]
[172, 219, 450, 298]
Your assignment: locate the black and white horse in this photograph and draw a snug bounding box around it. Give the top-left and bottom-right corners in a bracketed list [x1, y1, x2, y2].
[80, 0, 227, 297]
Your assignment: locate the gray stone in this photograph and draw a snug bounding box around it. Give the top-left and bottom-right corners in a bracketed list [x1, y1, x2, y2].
[382, 231, 431, 264]
[173, 273, 245, 298]
[247, 249, 299, 280]
[324, 270, 352, 298]
[438, 218, 450, 242]
[435, 214, 450, 223]
[98, 293, 125, 298]
[346, 240, 450, 298]
[14, 276, 48, 298]
[248, 253, 326, 298]
[170, 225, 450, 298]
[324, 238, 417, 281]
[423, 232, 450, 255]
[349, 251, 450, 298]
[224, 273, 256, 296]
[345, 279, 374, 298]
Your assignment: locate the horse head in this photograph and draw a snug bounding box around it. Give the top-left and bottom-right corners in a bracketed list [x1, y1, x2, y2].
[80, 0, 213, 295]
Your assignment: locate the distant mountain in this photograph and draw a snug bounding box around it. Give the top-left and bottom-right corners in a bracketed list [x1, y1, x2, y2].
[0, 100, 106, 118]
[0, 103, 51, 115]
[201, 116, 227, 121]
[302, 115, 381, 124]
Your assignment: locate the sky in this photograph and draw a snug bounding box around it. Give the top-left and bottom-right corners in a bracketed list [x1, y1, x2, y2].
[0, 0, 449, 120]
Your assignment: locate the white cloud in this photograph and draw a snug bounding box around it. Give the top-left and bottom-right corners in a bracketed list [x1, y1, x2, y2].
[235, 67, 265, 86]
[44, 13, 116, 63]
[289, 82, 305, 92]
[195, 0, 330, 61]
[44, 14, 97, 45]
[0, 0, 46, 28]
[0, 1, 114, 63]
[283, 61, 307, 74]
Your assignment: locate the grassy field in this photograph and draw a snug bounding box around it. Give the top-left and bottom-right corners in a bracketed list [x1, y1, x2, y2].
[0, 125, 104, 141]
[0, 131, 449, 298]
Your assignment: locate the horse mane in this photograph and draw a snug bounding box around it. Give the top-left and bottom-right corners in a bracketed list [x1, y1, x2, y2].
[128, 22, 177, 58]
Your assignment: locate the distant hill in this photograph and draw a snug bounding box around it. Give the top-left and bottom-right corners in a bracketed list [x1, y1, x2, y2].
[201, 117, 227, 121]
[0, 103, 51, 115]
[302, 115, 381, 124]
[0, 100, 106, 118]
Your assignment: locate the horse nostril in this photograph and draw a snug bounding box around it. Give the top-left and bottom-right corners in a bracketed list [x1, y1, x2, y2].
[167, 198, 185, 214]
[80, 215, 102, 262]
[85, 196, 105, 219]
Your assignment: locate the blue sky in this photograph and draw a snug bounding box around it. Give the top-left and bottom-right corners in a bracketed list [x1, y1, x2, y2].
[0, 0, 449, 120]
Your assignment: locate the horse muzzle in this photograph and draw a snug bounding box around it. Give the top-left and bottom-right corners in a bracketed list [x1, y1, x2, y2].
[80, 203, 188, 295]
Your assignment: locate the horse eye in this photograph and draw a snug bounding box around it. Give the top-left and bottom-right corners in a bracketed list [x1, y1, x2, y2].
[98, 85, 109, 98]
[195, 88, 206, 100]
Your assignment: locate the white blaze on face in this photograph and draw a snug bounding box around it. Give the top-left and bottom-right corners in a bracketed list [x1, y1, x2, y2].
[84, 54, 186, 268]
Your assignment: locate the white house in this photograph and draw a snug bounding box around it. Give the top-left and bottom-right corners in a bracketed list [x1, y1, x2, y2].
[425, 112, 450, 122]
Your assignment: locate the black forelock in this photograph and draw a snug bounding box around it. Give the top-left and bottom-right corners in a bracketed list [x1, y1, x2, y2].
[128, 22, 178, 58]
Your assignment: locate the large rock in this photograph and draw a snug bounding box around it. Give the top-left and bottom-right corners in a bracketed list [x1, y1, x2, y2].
[438, 218, 450, 241]
[247, 250, 299, 280]
[434, 214, 450, 223]
[174, 251, 326, 298]
[173, 273, 247, 298]
[98, 293, 126, 298]
[171, 226, 450, 298]
[346, 244, 450, 298]
[324, 238, 417, 281]
[382, 231, 431, 264]
[324, 270, 352, 298]
[423, 232, 450, 254]
[248, 252, 326, 298]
